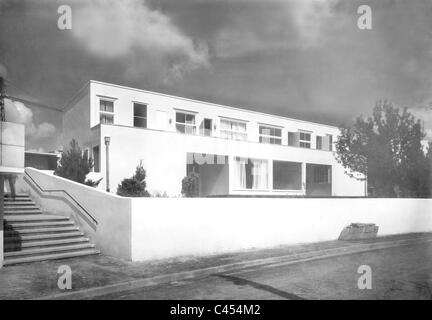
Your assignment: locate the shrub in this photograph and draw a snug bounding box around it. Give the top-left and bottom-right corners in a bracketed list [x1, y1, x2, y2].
[54, 139, 93, 184]
[117, 162, 150, 197]
[152, 191, 169, 198]
[84, 178, 103, 188]
[181, 171, 199, 197]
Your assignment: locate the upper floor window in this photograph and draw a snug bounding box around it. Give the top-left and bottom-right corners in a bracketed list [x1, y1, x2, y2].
[176, 112, 196, 134]
[133, 103, 147, 128]
[259, 125, 282, 145]
[299, 131, 311, 148]
[200, 118, 212, 136]
[220, 118, 247, 141]
[316, 136, 323, 150]
[100, 99, 114, 125]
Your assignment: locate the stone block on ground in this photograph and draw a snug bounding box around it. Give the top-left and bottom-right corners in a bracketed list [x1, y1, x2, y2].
[338, 223, 379, 240]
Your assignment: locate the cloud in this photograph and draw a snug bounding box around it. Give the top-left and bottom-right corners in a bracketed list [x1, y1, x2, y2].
[287, 0, 340, 48]
[4, 99, 56, 141]
[71, 0, 209, 81]
[213, 0, 343, 59]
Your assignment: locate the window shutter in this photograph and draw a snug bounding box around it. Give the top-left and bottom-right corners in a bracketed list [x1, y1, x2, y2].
[294, 132, 300, 147]
[322, 135, 330, 151]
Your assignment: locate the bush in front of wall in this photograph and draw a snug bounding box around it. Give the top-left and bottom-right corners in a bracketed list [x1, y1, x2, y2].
[181, 171, 199, 197]
[117, 162, 150, 197]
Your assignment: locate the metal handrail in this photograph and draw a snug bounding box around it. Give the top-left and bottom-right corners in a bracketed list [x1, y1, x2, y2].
[24, 170, 98, 226]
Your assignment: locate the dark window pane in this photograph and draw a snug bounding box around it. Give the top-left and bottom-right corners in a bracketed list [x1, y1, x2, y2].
[204, 119, 212, 130]
[134, 103, 147, 117]
[100, 114, 113, 124]
[176, 112, 185, 123]
[100, 100, 113, 112]
[273, 161, 302, 190]
[185, 114, 195, 124]
[134, 117, 147, 128]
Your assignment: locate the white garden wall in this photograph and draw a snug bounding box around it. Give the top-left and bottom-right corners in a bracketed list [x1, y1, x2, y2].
[13, 168, 432, 263]
[131, 198, 432, 261]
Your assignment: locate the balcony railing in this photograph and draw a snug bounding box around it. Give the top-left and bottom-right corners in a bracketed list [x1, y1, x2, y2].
[0, 121, 25, 173]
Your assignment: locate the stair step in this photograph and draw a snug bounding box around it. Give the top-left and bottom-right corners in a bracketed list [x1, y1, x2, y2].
[4, 221, 74, 229]
[4, 209, 42, 215]
[4, 231, 84, 242]
[4, 214, 69, 222]
[4, 237, 90, 250]
[4, 201, 36, 206]
[4, 226, 79, 235]
[4, 194, 30, 198]
[4, 243, 96, 257]
[3, 249, 100, 265]
[3, 205, 39, 210]
[3, 193, 99, 265]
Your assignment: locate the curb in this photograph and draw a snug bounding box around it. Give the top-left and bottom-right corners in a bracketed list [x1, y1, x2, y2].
[36, 236, 432, 300]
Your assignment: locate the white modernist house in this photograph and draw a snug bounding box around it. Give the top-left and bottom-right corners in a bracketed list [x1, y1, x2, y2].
[62, 80, 366, 197]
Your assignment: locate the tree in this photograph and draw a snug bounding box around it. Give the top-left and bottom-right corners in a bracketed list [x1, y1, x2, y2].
[181, 171, 199, 197]
[117, 162, 150, 197]
[336, 101, 431, 197]
[54, 139, 93, 184]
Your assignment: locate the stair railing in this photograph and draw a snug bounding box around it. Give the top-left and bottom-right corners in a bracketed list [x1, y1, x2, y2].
[24, 169, 98, 227]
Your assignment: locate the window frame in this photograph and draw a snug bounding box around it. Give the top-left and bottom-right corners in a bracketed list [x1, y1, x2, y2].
[99, 98, 115, 125]
[133, 102, 147, 128]
[219, 118, 248, 141]
[233, 157, 269, 190]
[299, 131, 311, 148]
[175, 111, 196, 135]
[259, 125, 282, 145]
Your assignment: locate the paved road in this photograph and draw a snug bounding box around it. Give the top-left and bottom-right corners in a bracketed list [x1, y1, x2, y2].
[96, 241, 432, 300]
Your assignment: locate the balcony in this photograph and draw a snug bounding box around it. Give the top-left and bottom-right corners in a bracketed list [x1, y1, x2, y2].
[0, 121, 25, 174]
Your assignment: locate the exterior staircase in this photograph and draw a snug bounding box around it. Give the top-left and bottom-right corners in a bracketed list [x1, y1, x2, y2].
[2, 194, 100, 266]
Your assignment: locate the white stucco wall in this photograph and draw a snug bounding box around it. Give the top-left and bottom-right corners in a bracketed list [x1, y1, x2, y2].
[99, 125, 365, 196]
[131, 198, 432, 261]
[88, 80, 341, 146]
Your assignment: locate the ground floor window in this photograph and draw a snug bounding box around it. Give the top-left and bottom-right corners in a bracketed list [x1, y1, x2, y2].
[273, 161, 302, 190]
[314, 166, 331, 184]
[234, 157, 268, 190]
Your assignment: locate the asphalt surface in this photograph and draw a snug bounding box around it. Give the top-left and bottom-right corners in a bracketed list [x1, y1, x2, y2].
[95, 240, 432, 300]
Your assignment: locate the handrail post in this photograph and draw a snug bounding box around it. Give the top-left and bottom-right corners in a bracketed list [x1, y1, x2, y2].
[104, 136, 111, 192]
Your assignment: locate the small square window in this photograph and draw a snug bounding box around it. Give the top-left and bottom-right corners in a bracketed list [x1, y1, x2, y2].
[133, 103, 147, 128]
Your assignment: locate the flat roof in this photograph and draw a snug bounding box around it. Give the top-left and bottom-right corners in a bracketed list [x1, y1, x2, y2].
[66, 79, 339, 130]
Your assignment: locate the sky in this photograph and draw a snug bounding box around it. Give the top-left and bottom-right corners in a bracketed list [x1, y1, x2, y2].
[1, 0, 432, 152]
